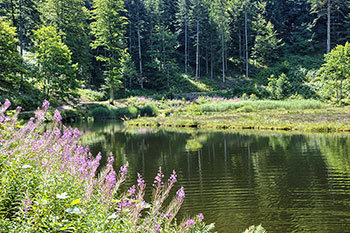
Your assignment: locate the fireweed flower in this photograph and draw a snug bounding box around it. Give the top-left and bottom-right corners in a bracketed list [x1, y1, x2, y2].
[42, 100, 50, 109]
[105, 170, 116, 188]
[73, 128, 80, 140]
[23, 199, 32, 214]
[107, 155, 114, 165]
[54, 110, 62, 122]
[186, 219, 196, 227]
[128, 185, 136, 197]
[176, 187, 185, 200]
[197, 213, 204, 221]
[153, 168, 164, 188]
[137, 173, 144, 187]
[156, 224, 161, 232]
[120, 164, 128, 177]
[0, 99, 11, 114]
[168, 170, 177, 184]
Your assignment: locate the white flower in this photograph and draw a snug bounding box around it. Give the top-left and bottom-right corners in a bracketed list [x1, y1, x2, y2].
[56, 192, 69, 199]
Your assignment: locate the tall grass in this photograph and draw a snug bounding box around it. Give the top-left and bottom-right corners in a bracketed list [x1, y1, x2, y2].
[0, 100, 214, 232]
[198, 99, 324, 112]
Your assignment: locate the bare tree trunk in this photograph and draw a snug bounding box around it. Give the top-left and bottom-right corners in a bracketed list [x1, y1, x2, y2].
[110, 87, 114, 104]
[129, 23, 132, 88]
[222, 30, 225, 83]
[167, 65, 170, 88]
[327, 0, 331, 53]
[239, 29, 242, 68]
[185, 19, 188, 73]
[19, 0, 24, 92]
[137, 25, 143, 89]
[206, 47, 209, 76]
[196, 21, 199, 78]
[150, 26, 153, 62]
[210, 31, 213, 80]
[244, 6, 249, 78]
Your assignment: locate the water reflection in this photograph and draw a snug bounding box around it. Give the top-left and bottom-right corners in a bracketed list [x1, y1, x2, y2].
[73, 121, 350, 233]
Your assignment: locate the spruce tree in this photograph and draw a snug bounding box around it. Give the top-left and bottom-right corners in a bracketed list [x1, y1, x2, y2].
[90, 0, 127, 102]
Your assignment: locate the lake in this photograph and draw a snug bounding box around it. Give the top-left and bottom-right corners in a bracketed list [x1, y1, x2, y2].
[74, 120, 350, 233]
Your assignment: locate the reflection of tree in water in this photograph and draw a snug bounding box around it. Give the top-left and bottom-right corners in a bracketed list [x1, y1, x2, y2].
[317, 135, 350, 174]
[74, 122, 350, 232]
[185, 134, 208, 152]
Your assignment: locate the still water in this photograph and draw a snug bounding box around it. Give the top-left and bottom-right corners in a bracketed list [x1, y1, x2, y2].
[75, 121, 350, 233]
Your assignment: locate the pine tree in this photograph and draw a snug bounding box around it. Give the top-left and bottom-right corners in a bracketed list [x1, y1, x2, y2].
[176, 0, 190, 73]
[252, 1, 283, 66]
[147, 25, 177, 89]
[90, 0, 127, 103]
[210, 0, 230, 83]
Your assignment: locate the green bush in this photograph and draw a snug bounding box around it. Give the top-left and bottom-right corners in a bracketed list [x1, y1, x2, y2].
[267, 73, 291, 100]
[113, 106, 139, 119]
[91, 106, 111, 119]
[139, 105, 159, 117]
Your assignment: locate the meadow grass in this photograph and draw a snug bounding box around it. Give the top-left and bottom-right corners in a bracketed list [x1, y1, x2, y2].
[125, 98, 350, 132]
[197, 99, 324, 113]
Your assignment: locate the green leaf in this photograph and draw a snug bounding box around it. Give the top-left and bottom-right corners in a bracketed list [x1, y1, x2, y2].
[70, 198, 81, 206]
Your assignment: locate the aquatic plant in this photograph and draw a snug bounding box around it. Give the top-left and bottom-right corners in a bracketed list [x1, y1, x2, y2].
[0, 100, 214, 232]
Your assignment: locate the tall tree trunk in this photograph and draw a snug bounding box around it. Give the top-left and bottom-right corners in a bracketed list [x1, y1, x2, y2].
[19, 0, 24, 92]
[137, 25, 143, 89]
[129, 23, 132, 88]
[196, 21, 199, 78]
[327, 0, 331, 53]
[110, 87, 114, 104]
[210, 31, 213, 80]
[244, 5, 249, 78]
[162, 29, 166, 85]
[222, 30, 225, 83]
[206, 47, 209, 76]
[167, 65, 170, 88]
[150, 26, 153, 62]
[129, 23, 132, 53]
[185, 19, 188, 73]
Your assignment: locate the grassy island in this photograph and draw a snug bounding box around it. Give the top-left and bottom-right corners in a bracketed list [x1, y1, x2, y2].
[123, 97, 350, 132]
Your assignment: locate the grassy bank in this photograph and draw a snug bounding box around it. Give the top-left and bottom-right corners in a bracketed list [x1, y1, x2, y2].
[124, 97, 350, 132]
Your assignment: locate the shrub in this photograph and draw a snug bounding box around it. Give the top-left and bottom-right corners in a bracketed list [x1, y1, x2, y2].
[0, 100, 215, 232]
[236, 105, 255, 113]
[139, 105, 159, 117]
[91, 106, 111, 119]
[267, 73, 291, 100]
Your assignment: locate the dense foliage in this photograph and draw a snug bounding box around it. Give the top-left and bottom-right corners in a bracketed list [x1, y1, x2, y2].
[1, 0, 350, 107]
[0, 20, 23, 87]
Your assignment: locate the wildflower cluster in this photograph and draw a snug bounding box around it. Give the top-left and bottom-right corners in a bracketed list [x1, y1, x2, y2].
[0, 100, 215, 232]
